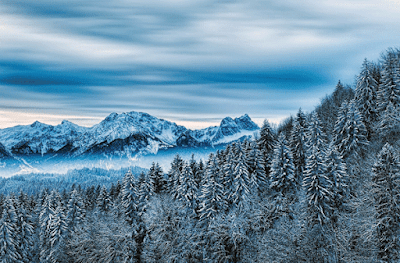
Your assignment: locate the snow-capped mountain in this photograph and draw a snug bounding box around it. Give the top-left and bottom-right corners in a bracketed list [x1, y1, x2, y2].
[0, 111, 259, 158]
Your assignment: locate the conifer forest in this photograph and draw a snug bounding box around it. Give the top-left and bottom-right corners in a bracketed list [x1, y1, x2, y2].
[1, 48, 400, 262]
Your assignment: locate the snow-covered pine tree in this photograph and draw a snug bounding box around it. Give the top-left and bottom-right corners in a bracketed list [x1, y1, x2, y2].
[325, 143, 348, 213]
[355, 59, 379, 137]
[246, 141, 267, 195]
[290, 108, 308, 182]
[232, 144, 251, 211]
[97, 186, 111, 213]
[167, 155, 184, 197]
[47, 203, 68, 263]
[137, 171, 151, 211]
[372, 143, 400, 262]
[270, 133, 296, 197]
[257, 119, 276, 177]
[199, 154, 225, 220]
[379, 101, 400, 142]
[121, 171, 138, 226]
[333, 100, 349, 150]
[339, 100, 369, 160]
[39, 191, 57, 263]
[302, 112, 335, 262]
[304, 112, 331, 226]
[377, 49, 400, 114]
[149, 162, 166, 195]
[66, 189, 85, 234]
[14, 198, 34, 263]
[0, 197, 21, 263]
[177, 163, 198, 213]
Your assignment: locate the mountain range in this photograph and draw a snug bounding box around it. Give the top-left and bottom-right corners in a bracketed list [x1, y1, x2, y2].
[0, 111, 259, 160]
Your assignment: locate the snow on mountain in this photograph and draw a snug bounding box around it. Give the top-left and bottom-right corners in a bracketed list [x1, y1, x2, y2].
[177, 114, 259, 147]
[0, 111, 259, 158]
[0, 120, 87, 155]
[72, 111, 188, 156]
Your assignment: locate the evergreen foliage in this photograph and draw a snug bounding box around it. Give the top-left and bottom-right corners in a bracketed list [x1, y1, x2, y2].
[372, 143, 400, 262]
[270, 133, 296, 196]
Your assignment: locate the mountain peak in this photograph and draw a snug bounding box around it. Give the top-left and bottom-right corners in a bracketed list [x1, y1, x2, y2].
[30, 121, 47, 128]
[105, 112, 119, 122]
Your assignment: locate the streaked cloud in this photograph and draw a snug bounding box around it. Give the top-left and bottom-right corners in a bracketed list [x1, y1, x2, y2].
[1, 0, 400, 128]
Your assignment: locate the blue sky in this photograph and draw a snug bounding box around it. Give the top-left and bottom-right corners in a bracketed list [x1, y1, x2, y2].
[1, 0, 400, 129]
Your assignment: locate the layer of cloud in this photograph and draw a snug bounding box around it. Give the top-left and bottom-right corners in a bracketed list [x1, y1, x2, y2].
[1, 0, 400, 128]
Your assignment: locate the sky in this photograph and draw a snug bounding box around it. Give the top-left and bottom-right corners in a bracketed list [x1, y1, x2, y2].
[1, 0, 400, 129]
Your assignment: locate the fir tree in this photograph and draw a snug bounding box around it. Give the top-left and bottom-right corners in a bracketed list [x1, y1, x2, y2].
[377, 49, 400, 113]
[291, 108, 308, 181]
[372, 143, 400, 262]
[339, 100, 369, 159]
[355, 59, 379, 137]
[66, 189, 85, 233]
[121, 171, 138, 226]
[232, 145, 251, 211]
[270, 133, 296, 197]
[246, 142, 267, 194]
[257, 120, 276, 177]
[47, 204, 68, 263]
[304, 112, 332, 226]
[325, 143, 348, 212]
[14, 199, 34, 263]
[167, 155, 184, 197]
[149, 162, 165, 195]
[97, 186, 111, 213]
[0, 197, 21, 263]
[177, 163, 198, 213]
[379, 101, 400, 142]
[199, 154, 225, 220]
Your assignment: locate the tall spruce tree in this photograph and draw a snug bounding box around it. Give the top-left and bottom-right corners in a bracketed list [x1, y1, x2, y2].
[270, 133, 296, 197]
[377, 49, 400, 114]
[372, 143, 400, 262]
[304, 112, 331, 226]
[0, 197, 20, 263]
[291, 108, 308, 182]
[149, 162, 165, 195]
[355, 59, 379, 137]
[199, 154, 225, 220]
[257, 120, 276, 177]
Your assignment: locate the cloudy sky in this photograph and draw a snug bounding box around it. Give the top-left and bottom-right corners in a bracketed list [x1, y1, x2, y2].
[1, 0, 400, 129]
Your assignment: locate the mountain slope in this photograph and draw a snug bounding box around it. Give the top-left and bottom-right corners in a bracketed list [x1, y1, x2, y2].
[0, 111, 259, 158]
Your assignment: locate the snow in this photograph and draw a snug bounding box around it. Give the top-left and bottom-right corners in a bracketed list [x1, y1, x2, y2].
[0, 111, 259, 159]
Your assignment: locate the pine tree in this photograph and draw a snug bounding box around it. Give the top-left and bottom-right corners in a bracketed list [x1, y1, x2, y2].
[232, 145, 251, 211]
[137, 171, 151, 210]
[167, 155, 184, 197]
[177, 163, 198, 213]
[379, 101, 400, 142]
[372, 143, 400, 262]
[48, 204, 68, 263]
[304, 112, 332, 226]
[291, 108, 308, 181]
[66, 189, 85, 234]
[121, 171, 138, 226]
[355, 59, 379, 137]
[246, 142, 267, 195]
[377, 49, 400, 114]
[39, 191, 57, 263]
[0, 197, 21, 263]
[14, 198, 34, 263]
[199, 154, 225, 220]
[270, 133, 296, 197]
[257, 119, 276, 177]
[97, 186, 111, 213]
[149, 162, 166, 195]
[339, 100, 369, 159]
[325, 143, 348, 212]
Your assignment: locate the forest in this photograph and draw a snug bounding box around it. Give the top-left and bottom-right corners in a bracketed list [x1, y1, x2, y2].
[1, 48, 400, 262]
